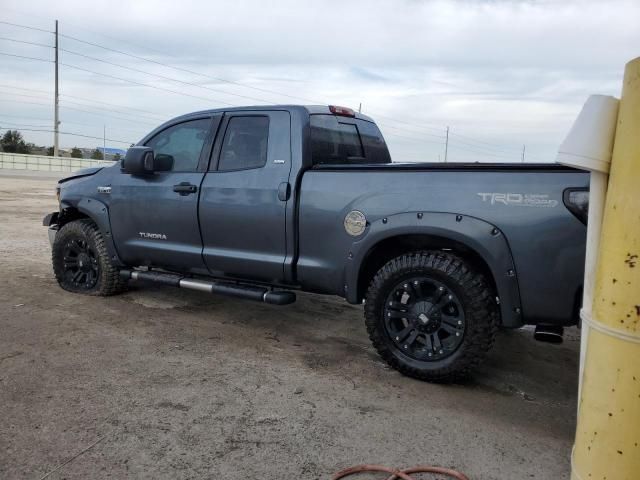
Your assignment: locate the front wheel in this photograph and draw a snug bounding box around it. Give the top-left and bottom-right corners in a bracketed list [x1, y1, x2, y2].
[364, 251, 497, 382]
[52, 219, 127, 296]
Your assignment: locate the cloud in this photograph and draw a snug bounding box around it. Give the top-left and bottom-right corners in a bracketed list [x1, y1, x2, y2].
[0, 0, 637, 161]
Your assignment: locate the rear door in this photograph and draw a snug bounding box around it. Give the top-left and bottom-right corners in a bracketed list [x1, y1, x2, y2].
[199, 110, 292, 283]
[109, 116, 219, 273]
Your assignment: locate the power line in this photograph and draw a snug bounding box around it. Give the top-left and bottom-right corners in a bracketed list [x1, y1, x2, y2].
[61, 47, 273, 105]
[60, 98, 165, 123]
[382, 131, 445, 146]
[0, 84, 168, 120]
[377, 122, 445, 141]
[59, 103, 159, 127]
[0, 112, 53, 122]
[0, 98, 52, 108]
[0, 91, 50, 101]
[0, 93, 153, 133]
[57, 30, 459, 141]
[58, 29, 526, 151]
[448, 136, 523, 156]
[0, 36, 53, 49]
[449, 131, 522, 153]
[0, 20, 53, 34]
[0, 113, 145, 135]
[0, 121, 50, 128]
[446, 142, 520, 161]
[0, 83, 50, 95]
[60, 94, 168, 119]
[0, 126, 133, 145]
[59, 32, 322, 104]
[0, 51, 51, 62]
[60, 62, 238, 107]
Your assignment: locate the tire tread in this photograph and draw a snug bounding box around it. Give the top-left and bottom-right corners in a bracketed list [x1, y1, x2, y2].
[364, 250, 498, 382]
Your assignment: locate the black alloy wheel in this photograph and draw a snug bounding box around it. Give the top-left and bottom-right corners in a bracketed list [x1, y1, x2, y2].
[384, 276, 466, 361]
[52, 219, 127, 296]
[365, 251, 498, 382]
[61, 237, 100, 290]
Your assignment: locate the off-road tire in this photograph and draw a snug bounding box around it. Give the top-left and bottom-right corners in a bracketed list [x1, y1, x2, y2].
[52, 219, 127, 296]
[364, 250, 498, 382]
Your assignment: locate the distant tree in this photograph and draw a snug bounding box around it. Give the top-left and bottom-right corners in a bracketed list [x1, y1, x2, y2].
[90, 148, 104, 160]
[70, 147, 83, 158]
[1, 130, 31, 154]
[46, 146, 54, 156]
[113, 153, 121, 162]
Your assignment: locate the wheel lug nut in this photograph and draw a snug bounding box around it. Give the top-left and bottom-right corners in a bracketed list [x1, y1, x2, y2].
[404, 345, 408, 349]
[458, 320, 462, 325]
[439, 286, 444, 291]
[439, 350, 444, 354]
[455, 332, 460, 336]
[395, 336, 399, 340]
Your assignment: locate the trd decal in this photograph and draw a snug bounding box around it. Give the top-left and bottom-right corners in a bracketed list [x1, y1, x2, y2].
[478, 192, 558, 208]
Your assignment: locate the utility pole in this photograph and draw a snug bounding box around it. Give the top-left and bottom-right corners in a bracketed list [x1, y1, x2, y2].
[103, 125, 106, 159]
[444, 126, 449, 163]
[358, 103, 362, 113]
[521, 144, 526, 162]
[53, 20, 59, 157]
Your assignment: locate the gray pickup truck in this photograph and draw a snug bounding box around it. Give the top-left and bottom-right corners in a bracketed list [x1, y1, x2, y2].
[44, 105, 589, 382]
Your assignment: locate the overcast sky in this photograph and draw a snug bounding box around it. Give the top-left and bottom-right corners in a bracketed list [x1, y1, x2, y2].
[0, 0, 638, 162]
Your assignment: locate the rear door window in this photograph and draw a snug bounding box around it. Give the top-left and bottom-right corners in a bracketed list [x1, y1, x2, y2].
[310, 114, 390, 165]
[218, 116, 270, 171]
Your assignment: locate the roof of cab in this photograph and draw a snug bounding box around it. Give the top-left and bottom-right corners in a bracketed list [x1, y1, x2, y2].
[171, 105, 375, 124]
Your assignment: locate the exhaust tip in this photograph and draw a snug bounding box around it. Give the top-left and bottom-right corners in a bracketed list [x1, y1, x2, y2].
[534, 325, 564, 344]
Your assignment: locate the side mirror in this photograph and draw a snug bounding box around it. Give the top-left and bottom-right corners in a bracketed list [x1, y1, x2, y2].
[121, 146, 154, 174]
[121, 147, 173, 174]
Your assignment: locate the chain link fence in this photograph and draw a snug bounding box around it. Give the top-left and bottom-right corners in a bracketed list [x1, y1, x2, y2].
[0, 152, 113, 172]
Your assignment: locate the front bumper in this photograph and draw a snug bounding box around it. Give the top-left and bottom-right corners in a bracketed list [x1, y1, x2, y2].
[43, 212, 59, 247]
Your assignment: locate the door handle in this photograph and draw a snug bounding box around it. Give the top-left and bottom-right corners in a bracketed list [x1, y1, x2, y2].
[173, 182, 198, 195]
[277, 182, 291, 202]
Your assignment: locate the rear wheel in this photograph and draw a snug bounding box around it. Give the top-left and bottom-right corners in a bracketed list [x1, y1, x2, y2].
[52, 219, 127, 296]
[364, 251, 497, 382]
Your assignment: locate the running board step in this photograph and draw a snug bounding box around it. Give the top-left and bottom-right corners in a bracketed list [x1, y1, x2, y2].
[120, 269, 296, 305]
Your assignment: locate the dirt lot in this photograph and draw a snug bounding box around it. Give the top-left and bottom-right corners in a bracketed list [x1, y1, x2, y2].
[0, 171, 579, 479]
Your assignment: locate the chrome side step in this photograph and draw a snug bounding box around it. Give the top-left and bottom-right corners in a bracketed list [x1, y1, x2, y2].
[120, 269, 296, 305]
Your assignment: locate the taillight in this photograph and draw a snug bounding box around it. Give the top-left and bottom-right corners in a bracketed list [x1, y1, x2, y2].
[329, 105, 356, 117]
[564, 188, 589, 224]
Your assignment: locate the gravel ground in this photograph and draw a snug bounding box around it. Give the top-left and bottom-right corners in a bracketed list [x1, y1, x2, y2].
[0, 172, 579, 479]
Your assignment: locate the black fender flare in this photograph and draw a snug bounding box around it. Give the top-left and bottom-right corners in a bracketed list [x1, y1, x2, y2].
[69, 197, 124, 267]
[344, 211, 523, 327]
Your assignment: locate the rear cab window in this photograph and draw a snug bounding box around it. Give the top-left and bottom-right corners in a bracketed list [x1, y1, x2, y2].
[310, 114, 391, 165]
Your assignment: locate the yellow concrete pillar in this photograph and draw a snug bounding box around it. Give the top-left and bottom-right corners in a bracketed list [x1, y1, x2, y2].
[571, 57, 640, 480]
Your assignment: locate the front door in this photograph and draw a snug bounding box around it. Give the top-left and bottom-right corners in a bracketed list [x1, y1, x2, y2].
[199, 110, 292, 283]
[109, 116, 218, 273]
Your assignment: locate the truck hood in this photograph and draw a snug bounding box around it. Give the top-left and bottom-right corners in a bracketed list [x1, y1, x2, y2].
[58, 166, 104, 184]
